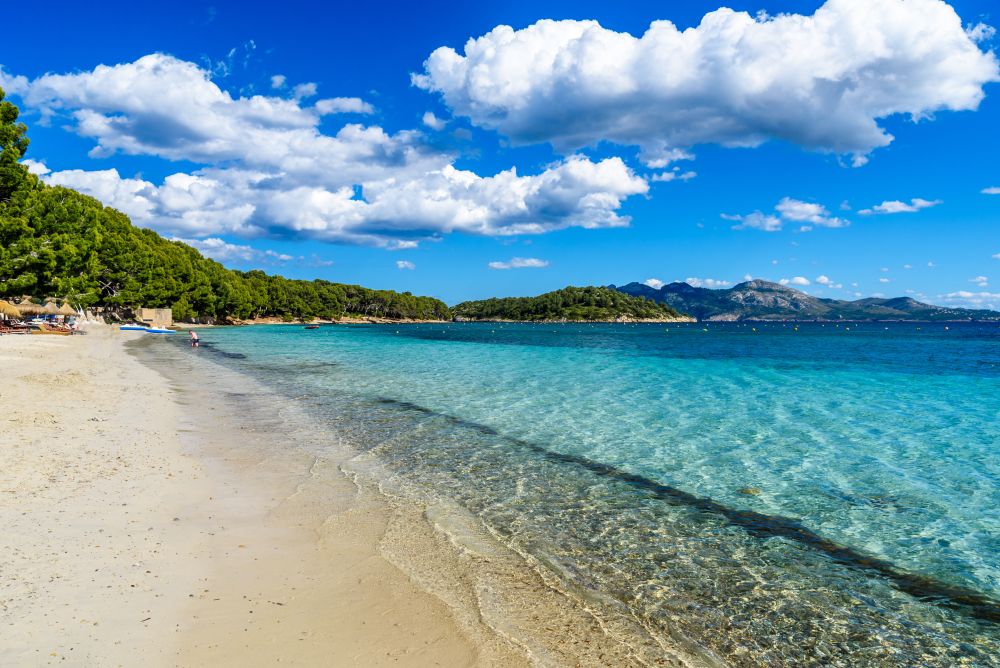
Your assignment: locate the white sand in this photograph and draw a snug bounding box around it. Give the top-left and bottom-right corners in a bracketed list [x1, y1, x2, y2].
[0, 327, 525, 666]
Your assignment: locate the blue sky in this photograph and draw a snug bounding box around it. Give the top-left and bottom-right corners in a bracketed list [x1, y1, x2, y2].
[1, 0, 998, 306]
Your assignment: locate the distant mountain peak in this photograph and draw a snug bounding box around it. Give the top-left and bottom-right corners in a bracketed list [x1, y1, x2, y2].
[614, 279, 1000, 322]
[734, 279, 792, 291]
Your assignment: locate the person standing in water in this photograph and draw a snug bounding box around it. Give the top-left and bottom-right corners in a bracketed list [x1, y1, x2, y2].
[189, 330, 200, 348]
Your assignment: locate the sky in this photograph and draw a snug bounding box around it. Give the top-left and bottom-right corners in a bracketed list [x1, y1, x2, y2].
[1, 0, 999, 307]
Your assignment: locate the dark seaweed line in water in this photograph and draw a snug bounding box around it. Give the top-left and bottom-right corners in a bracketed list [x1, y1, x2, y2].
[376, 396, 1000, 625]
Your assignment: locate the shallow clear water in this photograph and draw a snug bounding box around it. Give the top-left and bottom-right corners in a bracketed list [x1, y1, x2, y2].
[169, 322, 1000, 666]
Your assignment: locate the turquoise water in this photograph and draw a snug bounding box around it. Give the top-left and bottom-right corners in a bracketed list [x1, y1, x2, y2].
[173, 322, 1000, 665]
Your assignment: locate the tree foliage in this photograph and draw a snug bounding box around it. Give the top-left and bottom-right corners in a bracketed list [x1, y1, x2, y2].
[0, 87, 30, 204]
[0, 88, 450, 322]
[452, 286, 684, 321]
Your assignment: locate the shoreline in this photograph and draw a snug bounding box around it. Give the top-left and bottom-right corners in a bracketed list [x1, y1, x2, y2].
[0, 326, 517, 666]
[2, 326, 693, 666]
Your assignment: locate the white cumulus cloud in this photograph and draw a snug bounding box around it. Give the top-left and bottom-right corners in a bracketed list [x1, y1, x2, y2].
[779, 276, 811, 286]
[859, 198, 942, 214]
[643, 278, 665, 289]
[488, 257, 549, 270]
[396, 260, 416, 270]
[727, 197, 848, 231]
[970, 275, 989, 287]
[6, 54, 649, 247]
[982, 186, 1000, 195]
[774, 198, 849, 227]
[314, 97, 375, 115]
[414, 0, 999, 166]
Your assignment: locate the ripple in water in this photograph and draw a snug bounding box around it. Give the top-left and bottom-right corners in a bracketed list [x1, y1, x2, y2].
[158, 323, 1000, 666]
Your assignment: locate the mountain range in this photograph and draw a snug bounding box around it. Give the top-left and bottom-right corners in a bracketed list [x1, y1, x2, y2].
[612, 280, 1000, 322]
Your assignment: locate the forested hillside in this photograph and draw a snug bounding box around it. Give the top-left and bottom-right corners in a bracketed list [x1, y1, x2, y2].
[453, 286, 686, 321]
[0, 87, 450, 322]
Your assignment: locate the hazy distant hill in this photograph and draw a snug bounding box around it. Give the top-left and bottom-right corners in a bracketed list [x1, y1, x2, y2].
[612, 280, 1000, 322]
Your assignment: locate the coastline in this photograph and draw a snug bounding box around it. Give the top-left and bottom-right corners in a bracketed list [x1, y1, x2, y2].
[0, 327, 512, 666]
[2, 326, 693, 666]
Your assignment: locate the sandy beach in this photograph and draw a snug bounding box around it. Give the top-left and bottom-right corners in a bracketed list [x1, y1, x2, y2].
[0, 327, 527, 666]
[1, 326, 680, 667]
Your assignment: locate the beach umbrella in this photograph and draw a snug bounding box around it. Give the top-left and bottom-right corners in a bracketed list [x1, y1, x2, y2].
[43, 302, 60, 315]
[0, 300, 21, 318]
[56, 302, 76, 316]
[15, 301, 46, 315]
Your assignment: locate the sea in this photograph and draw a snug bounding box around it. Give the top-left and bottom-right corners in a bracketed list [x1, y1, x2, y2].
[138, 321, 1000, 666]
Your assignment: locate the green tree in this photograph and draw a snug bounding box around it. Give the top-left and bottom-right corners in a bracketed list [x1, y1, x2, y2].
[0, 86, 30, 204]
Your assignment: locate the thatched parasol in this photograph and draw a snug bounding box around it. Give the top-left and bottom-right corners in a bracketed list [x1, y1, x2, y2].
[43, 302, 61, 315]
[15, 301, 46, 315]
[0, 300, 21, 318]
[56, 302, 76, 316]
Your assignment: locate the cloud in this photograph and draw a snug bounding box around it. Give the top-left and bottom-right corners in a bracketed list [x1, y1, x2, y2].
[724, 211, 783, 232]
[415, 1, 999, 166]
[651, 167, 696, 182]
[727, 197, 847, 231]
[314, 97, 375, 114]
[21, 159, 50, 176]
[0, 67, 29, 95]
[488, 257, 549, 270]
[966, 22, 997, 43]
[684, 277, 731, 288]
[780, 276, 810, 286]
[422, 111, 447, 130]
[42, 167, 160, 222]
[14, 54, 421, 179]
[774, 198, 848, 227]
[172, 237, 296, 264]
[292, 82, 318, 100]
[396, 260, 416, 270]
[38, 158, 646, 243]
[814, 275, 843, 288]
[6, 54, 649, 247]
[938, 290, 1000, 309]
[994, 253, 1000, 260]
[270, 74, 286, 89]
[858, 198, 942, 214]
[903, 263, 912, 269]
[970, 275, 989, 287]
[879, 277, 891, 283]
[982, 186, 1000, 195]
[644, 278, 665, 289]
